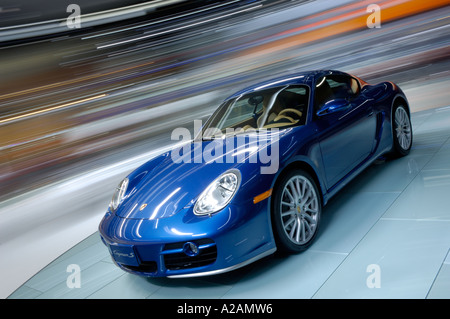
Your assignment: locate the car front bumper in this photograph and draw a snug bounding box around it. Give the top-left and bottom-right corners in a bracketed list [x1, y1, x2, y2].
[98, 202, 276, 278]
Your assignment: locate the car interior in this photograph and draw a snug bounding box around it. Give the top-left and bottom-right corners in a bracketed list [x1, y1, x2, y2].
[236, 86, 309, 131]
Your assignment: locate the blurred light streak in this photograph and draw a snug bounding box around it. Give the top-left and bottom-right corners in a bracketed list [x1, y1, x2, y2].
[244, 0, 450, 58]
[82, 0, 241, 40]
[0, 0, 185, 42]
[0, 61, 154, 100]
[0, 94, 106, 124]
[96, 3, 263, 49]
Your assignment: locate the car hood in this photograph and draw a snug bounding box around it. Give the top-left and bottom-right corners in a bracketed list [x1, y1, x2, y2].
[116, 130, 286, 220]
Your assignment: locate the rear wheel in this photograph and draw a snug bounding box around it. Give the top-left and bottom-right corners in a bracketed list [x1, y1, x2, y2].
[271, 169, 322, 253]
[391, 104, 412, 157]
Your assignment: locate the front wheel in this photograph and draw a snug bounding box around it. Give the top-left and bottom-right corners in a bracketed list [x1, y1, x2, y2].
[391, 104, 412, 157]
[271, 169, 322, 253]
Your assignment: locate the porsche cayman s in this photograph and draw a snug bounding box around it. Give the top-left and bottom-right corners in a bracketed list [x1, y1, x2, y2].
[99, 70, 412, 278]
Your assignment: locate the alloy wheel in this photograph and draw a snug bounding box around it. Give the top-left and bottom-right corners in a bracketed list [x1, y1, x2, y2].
[279, 175, 319, 246]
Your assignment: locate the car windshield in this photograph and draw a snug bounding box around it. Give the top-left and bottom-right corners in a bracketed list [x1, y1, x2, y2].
[201, 85, 310, 139]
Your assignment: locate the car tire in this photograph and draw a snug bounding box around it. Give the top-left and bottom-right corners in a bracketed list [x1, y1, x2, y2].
[391, 104, 412, 157]
[271, 169, 322, 253]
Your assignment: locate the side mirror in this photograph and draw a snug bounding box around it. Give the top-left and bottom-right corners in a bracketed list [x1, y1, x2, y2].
[316, 98, 350, 116]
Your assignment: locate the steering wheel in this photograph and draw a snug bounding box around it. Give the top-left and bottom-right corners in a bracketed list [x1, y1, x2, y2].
[277, 108, 303, 118]
[272, 108, 303, 124]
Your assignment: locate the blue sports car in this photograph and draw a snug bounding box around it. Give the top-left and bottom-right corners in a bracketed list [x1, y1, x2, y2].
[99, 70, 412, 278]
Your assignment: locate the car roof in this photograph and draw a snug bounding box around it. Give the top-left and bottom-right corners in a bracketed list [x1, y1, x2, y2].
[225, 70, 349, 99]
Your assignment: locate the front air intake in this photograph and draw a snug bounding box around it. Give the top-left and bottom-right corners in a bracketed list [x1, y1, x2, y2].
[162, 239, 217, 270]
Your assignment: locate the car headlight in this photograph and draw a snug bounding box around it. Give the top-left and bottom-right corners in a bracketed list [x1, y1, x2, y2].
[194, 170, 241, 216]
[109, 178, 129, 212]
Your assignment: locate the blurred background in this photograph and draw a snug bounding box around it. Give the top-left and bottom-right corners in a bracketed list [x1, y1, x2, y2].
[0, 0, 449, 297]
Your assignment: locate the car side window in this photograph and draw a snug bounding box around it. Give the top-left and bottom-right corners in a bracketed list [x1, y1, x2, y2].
[314, 75, 360, 113]
[326, 75, 360, 99]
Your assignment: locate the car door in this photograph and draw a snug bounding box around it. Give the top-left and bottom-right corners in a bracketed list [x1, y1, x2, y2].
[313, 74, 377, 189]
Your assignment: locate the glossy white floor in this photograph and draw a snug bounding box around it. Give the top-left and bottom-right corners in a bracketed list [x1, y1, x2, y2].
[8, 106, 450, 299]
